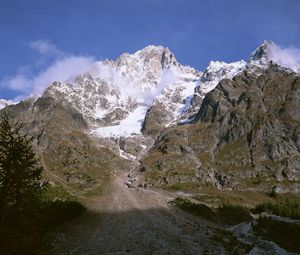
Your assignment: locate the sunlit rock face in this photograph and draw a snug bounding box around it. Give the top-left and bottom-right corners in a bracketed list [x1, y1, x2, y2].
[141, 65, 300, 192]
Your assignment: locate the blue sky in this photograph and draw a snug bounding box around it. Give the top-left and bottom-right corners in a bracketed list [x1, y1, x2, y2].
[0, 0, 300, 100]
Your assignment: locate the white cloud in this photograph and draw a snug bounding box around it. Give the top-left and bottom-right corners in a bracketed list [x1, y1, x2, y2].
[89, 62, 179, 105]
[90, 62, 147, 103]
[269, 44, 300, 72]
[31, 56, 95, 96]
[29, 40, 63, 56]
[143, 68, 179, 104]
[1, 56, 95, 99]
[3, 74, 31, 92]
[1, 40, 96, 99]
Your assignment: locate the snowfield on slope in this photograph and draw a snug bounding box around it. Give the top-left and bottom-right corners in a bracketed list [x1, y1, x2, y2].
[90, 105, 148, 138]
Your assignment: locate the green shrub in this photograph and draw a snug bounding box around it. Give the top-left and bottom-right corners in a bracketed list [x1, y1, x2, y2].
[37, 185, 86, 229]
[253, 199, 300, 219]
[173, 197, 216, 221]
[269, 187, 277, 198]
[173, 197, 251, 225]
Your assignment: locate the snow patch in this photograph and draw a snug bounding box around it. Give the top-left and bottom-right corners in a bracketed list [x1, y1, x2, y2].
[119, 149, 136, 161]
[199, 60, 246, 94]
[0, 99, 17, 110]
[91, 105, 147, 138]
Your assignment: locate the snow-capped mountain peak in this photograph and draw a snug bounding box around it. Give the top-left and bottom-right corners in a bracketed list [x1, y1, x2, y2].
[34, 41, 300, 138]
[249, 40, 275, 62]
[249, 40, 300, 73]
[109, 45, 181, 88]
[248, 40, 277, 70]
[43, 45, 201, 137]
[185, 40, 298, 121]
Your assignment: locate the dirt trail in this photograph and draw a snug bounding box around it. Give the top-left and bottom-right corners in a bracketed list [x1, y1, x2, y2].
[49, 171, 221, 255]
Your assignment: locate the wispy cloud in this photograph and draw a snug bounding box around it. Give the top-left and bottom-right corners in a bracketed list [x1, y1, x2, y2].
[31, 56, 95, 96]
[88, 62, 179, 105]
[3, 74, 31, 93]
[269, 44, 300, 72]
[1, 40, 95, 100]
[29, 40, 63, 56]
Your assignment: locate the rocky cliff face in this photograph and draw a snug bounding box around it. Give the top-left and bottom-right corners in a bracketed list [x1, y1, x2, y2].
[141, 65, 300, 193]
[1, 41, 299, 193]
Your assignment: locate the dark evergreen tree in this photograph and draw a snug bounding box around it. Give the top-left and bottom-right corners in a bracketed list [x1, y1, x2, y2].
[0, 112, 46, 255]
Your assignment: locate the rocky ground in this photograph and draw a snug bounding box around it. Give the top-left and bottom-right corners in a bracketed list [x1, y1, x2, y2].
[49, 169, 224, 255]
[48, 167, 297, 255]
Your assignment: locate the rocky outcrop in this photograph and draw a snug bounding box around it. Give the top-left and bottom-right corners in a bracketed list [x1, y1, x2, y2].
[140, 66, 300, 192]
[2, 96, 134, 194]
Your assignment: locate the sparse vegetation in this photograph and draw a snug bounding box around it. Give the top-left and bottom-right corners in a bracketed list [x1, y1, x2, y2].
[269, 186, 277, 198]
[173, 197, 216, 221]
[163, 182, 199, 191]
[38, 184, 86, 229]
[253, 199, 300, 219]
[173, 197, 251, 225]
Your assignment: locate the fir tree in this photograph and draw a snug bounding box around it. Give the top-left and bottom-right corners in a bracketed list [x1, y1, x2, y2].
[0, 112, 46, 255]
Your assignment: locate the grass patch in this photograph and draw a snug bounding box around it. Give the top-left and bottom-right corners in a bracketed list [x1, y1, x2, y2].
[163, 182, 199, 191]
[173, 197, 216, 221]
[253, 216, 300, 253]
[42, 183, 76, 201]
[252, 199, 300, 219]
[193, 187, 276, 208]
[173, 197, 251, 225]
[38, 184, 86, 229]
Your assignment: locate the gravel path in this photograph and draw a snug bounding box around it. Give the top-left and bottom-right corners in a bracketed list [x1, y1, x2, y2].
[49, 171, 222, 255]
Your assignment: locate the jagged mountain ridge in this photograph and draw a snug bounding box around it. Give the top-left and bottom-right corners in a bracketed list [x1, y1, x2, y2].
[1, 40, 297, 139]
[0, 40, 299, 193]
[142, 40, 300, 137]
[39, 41, 296, 139]
[141, 65, 300, 192]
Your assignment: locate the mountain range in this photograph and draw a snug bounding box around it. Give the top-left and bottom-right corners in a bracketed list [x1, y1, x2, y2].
[1, 40, 299, 195]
